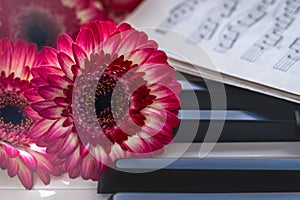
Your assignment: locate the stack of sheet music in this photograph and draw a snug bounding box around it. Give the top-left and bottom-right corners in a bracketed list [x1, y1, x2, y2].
[125, 0, 300, 103]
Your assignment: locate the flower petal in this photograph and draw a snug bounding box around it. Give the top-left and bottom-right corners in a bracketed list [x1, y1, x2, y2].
[80, 145, 90, 158]
[117, 23, 133, 32]
[42, 47, 59, 66]
[68, 167, 80, 179]
[66, 147, 81, 171]
[116, 30, 139, 57]
[24, 106, 42, 121]
[25, 88, 44, 102]
[102, 33, 121, 56]
[31, 100, 57, 112]
[57, 34, 74, 55]
[128, 48, 154, 65]
[123, 136, 151, 153]
[25, 43, 38, 67]
[36, 65, 64, 81]
[57, 52, 76, 80]
[0, 38, 12, 75]
[30, 151, 58, 175]
[109, 144, 127, 161]
[30, 77, 48, 87]
[38, 85, 64, 100]
[28, 119, 53, 139]
[76, 28, 95, 55]
[7, 158, 19, 177]
[19, 151, 37, 171]
[0, 150, 8, 169]
[47, 74, 72, 89]
[11, 40, 27, 77]
[72, 43, 87, 66]
[80, 21, 102, 44]
[45, 138, 64, 155]
[147, 50, 168, 64]
[81, 21, 116, 45]
[44, 118, 72, 142]
[38, 106, 64, 120]
[36, 169, 50, 185]
[140, 64, 175, 84]
[17, 163, 34, 190]
[58, 133, 78, 158]
[80, 154, 95, 179]
[3, 144, 19, 158]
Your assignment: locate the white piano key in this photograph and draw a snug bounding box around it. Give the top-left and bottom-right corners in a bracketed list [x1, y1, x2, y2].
[0, 170, 97, 190]
[177, 80, 206, 91]
[162, 142, 300, 158]
[178, 110, 265, 120]
[112, 193, 300, 200]
[0, 189, 109, 200]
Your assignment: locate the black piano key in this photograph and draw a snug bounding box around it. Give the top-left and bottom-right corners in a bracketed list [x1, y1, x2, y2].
[178, 79, 300, 110]
[111, 193, 300, 200]
[176, 110, 299, 142]
[98, 158, 300, 193]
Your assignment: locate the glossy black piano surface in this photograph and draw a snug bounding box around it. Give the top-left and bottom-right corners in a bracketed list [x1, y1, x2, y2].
[98, 73, 300, 196]
[175, 73, 300, 142]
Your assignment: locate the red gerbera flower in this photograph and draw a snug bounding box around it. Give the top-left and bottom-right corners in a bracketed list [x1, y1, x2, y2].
[26, 20, 181, 180]
[0, 38, 59, 189]
[94, 0, 142, 23]
[0, 0, 108, 49]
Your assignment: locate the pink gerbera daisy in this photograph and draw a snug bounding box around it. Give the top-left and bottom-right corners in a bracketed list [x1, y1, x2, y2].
[0, 38, 59, 189]
[26, 20, 181, 180]
[0, 0, 108, 49]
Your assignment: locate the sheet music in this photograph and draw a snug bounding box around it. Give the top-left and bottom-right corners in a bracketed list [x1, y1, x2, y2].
[125, 0, 300, 102]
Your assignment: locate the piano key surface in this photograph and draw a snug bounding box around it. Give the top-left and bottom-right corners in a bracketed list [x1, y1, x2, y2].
[0, 170, 109, 200]
[2, 142, 300, 199]
[112, 193, 300, 200]
[176, 76, 300, 142]
[98, 143, 300, 193]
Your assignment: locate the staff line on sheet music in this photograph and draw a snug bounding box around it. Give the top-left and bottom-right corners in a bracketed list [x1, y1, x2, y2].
[241, 0, 300, 64]
[215, 0, 275, 53]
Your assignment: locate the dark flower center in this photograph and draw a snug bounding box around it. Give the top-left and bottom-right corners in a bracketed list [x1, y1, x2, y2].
[0, 105, 25, 125]
[93, 55, 137, 127]
[17, 11, 62, 49]
[27, 22, 48, 49]
[74, 54, 141, 144]
[95, 73, 127, 128]
[0, 93, 32, 130]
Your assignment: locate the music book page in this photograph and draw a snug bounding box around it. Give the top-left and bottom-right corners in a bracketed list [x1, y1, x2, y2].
[125, 0, 300, 103]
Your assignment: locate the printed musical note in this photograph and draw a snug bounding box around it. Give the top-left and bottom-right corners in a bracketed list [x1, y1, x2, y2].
[242, 0, 300, 62]
[216, 25, 240, 51]
[215, 0, 275, 53]
[284, 0, 300, 14]
[241, 30, 282, 62]
[190, 0, 239, 43]
[274, 13, 295, 31]
[273, 38, 300, 72]
[156, 0, 199, 34]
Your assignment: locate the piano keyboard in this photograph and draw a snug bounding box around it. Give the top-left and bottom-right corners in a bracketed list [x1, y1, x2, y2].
[98, 74, 300, 199]
[176, 76, 300, 142]
[1, 73, 300, 199]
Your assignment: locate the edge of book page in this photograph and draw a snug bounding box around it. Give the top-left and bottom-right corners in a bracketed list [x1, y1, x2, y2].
[170, 58, 300, 104]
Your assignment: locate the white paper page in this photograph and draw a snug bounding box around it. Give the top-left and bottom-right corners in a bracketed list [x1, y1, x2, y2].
[125, 0, 300, 99]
